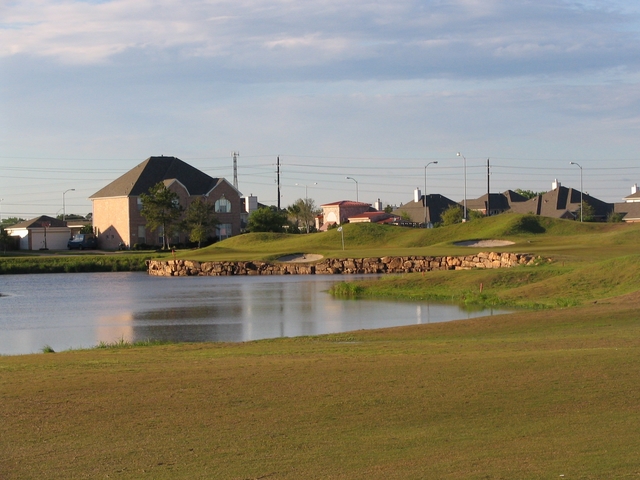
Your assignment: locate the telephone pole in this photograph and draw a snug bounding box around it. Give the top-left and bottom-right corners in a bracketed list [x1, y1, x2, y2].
[277, 156, 281, 210]
[486, 158, 490, 216]
[232, 152, 239, 190]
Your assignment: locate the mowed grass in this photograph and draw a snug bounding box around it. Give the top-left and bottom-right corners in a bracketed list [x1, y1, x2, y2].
[4, 215, 640, 478]
[180, 214, 640, 263]
[2, 299, 640, 479]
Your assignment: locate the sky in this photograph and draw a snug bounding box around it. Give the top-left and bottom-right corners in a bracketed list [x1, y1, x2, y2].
[1, 0, 640, 219]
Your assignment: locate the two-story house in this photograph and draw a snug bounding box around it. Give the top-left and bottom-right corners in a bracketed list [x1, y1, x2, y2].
[90, 156, 242, 249]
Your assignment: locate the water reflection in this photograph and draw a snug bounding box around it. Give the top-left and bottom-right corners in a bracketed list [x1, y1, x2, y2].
[0, 272, 510, 355]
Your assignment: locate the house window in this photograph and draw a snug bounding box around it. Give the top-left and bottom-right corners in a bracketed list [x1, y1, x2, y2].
[217, 223, 232, 240]
[137, 197, 143, 210]
[137, 226, 146, 244]
[215, 198, 231, 213]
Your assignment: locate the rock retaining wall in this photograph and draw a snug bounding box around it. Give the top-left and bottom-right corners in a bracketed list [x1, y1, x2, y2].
[147, 252, 540, 277]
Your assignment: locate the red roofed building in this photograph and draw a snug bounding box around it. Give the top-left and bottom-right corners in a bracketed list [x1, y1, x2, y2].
[347, 211, 399, 224]
[318, 200, 373, 230]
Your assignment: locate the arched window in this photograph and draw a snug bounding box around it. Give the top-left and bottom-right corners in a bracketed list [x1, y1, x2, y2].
[215, 197, 231, 213]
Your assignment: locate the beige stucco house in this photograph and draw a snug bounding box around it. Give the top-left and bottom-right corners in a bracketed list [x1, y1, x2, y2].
[90, 156, 242, 250]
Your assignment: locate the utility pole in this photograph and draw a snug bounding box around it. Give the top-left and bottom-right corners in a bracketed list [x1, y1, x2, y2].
[486, 158, 490, 216]
[277, 156, 281, 210]
[232, 152, 239, 190]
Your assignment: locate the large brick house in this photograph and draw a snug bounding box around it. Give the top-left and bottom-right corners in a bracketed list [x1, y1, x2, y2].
[90, 156, 242, 249]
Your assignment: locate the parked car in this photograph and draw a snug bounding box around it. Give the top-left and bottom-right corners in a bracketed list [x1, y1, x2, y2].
[67, 234, 97, 250]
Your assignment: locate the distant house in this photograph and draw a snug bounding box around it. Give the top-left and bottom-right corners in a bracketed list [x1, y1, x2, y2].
[318, 200, 373, 230]
[510, 180, 612, 221]
[613, 184, 640, 222]
[6, 215, 70, 250]
[392, 188, 459, 225]
[347, 211, 399, 224]
[90, 156, 242, 249]
[466, 190, 528, 216]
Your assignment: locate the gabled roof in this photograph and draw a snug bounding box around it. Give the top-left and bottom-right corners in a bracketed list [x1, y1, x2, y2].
[321, 200, 371, 207]
[614, 202, 640, 221]
[392, 194, 459, 224]
[509, 186, 612, 219]
[9, 215, 67, 229]
[466, 190, 528, 211]
[348, 211, 397, 222]
[90, 156, 226, 199]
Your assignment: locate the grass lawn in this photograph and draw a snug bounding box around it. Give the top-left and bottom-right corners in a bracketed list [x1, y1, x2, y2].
[2, 215, 640, 478]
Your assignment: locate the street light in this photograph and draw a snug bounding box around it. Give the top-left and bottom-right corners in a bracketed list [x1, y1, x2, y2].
[295, 183, 318, 233]
[62, 189, 75, 221]
[569, 162, 583, 222]
[424, 162, 438, 226]
[346, 176, 359, 202]
[0, 198, 3, 223]
[295, 182, 317, 202]
[457, 152, 467, 221]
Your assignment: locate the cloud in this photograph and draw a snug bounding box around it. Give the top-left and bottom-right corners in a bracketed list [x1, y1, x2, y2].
[1, 0, 639, 81]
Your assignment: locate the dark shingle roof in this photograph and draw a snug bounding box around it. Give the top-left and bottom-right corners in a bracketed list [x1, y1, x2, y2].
[90, 156, 223, 199]
[10, 215, 67, 229]
[392, 194, 458, 224]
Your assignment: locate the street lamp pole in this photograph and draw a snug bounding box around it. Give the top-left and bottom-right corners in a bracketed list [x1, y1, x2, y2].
[424, 162, 438, 226]
[62, 189, 75, 222]
[295, 182, 317, 233]
[346, 177, 359, 202]
[457, 152, 467, 221]
[569, 162, 583, 222]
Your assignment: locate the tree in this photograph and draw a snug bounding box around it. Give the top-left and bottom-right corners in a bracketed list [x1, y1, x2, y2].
[607, 211, 625, 223]
[441, 205, 463, 226]
[0, 228, 11, 253]
[288, 198, 318, 233]
[183, 197, 218, 248]
[399, 211, 412, 222]
[80, 225, 94, 234]
[384, 205, 393, 214]
[580, 201, 595, 222]
[515, 189, 543, 199]
[286, 202, 302, 233]
[468, 209, 485, 221]
[0, 217, 25, 227]
[247, 207, 288, 233]
[139, 182, 183, 249]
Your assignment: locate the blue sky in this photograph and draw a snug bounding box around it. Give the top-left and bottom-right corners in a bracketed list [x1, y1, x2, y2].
[1, 0, 640, 218]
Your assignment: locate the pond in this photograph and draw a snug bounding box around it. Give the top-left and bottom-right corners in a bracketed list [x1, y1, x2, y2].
[0, 272, 509, 355]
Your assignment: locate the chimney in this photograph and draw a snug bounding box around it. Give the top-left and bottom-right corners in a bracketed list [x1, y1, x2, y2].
[632, 184, 638, 195]
[552, 179, 561, 190]
[414, 188, 421, 203]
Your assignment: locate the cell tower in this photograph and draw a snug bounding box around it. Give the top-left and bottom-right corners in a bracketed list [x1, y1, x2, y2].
[232, 151, 239, 189]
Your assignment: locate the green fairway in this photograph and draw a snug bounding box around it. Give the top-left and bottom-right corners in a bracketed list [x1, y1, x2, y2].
[2, 214, 640, 479]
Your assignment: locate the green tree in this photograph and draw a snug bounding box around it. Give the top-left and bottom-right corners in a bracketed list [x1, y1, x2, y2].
[80, 225, 94, 234]
[183, 197, 218, 248]
[286, 202, 302, 234]
[441, 205, 463, 226]
[468, 209, 485, 221]
[607, 211, 625, 223]
[247, 207, 288, 233]
[580, 201, 595, 222]
[0, 217, 25, 227]
[0, 228, 11, 253]
[384, 205, 393, 214]
[515, 189, 543, 199]
[288, 198, 318, 233]
[399, 211, 412, 222]
[139, 182, 183, 249]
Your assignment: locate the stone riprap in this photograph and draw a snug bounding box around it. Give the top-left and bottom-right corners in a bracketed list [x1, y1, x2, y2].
[147, 252, 540, 277]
